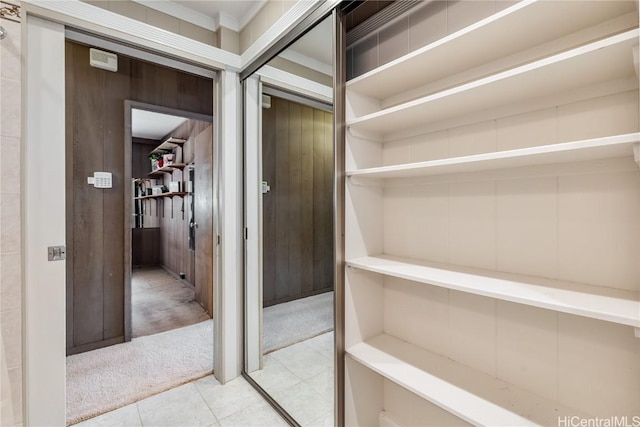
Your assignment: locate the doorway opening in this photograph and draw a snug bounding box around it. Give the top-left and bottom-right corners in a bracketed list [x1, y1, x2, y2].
[63, 40, 217, 424]
[128, 106, 214, 340]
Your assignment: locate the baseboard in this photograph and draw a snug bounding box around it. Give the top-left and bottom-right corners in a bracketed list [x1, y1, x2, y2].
[66, 336, 125, 356]
[263, 287, 333, 307]
[161, 264, 194, 287]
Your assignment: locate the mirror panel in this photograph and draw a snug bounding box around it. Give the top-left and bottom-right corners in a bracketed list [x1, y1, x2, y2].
[244, 15, 335, 426]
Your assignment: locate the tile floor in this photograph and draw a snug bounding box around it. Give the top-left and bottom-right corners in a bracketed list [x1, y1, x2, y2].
[75, 376, 287, 427]
[75, 331, 335, 427]
[250, 332, 335, 427]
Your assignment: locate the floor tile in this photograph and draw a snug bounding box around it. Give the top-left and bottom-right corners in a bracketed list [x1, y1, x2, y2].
[308, 411, 334, 427]
[197, 376, 263, 420]
[269, 342, 332, 380]
[218, 401, 288, 427]
[74, 403, 142, 427]
[273, 381, 333, 426]
[303, 332, 334, 360]
[247, 354, 302, 395]
[305, 368, 334, 403]
[137, 382, 200, 414]
[139, 392, 216, 427]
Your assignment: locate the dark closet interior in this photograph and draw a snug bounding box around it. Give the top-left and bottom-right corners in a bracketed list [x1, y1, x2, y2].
[261, 94, 334, 307]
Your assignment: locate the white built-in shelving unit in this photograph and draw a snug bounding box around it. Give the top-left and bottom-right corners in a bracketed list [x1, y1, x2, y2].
[344, 1, 640, 426]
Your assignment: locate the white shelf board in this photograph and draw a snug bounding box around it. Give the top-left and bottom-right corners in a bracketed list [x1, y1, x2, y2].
[346, 0, 636, 101]
[346, 30, 639, 137]
[347, 334, 583, 427]
[347, 255, 640, 328]
[347, 134, 640, 179]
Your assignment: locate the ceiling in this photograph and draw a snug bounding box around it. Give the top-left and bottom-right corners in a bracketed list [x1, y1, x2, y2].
[177, 0, 265, 23]
[131, 109, 188, 140]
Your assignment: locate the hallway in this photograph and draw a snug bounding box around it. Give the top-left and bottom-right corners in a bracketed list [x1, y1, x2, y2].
[132, 268, 210, 338]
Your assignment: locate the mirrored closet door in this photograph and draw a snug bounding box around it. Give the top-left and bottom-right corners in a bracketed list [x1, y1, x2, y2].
[243, 13, 338, 427]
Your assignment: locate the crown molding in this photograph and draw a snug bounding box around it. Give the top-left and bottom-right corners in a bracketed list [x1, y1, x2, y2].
[130, 0, 267, 33]
[218, 10, 240, 32]
[23, 0, 241, 70]
[131, 0, 218, 32]
[279, 49, 332, 76]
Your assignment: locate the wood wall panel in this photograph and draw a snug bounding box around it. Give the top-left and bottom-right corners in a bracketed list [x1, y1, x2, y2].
[132, 228, 160, 267]
[102, 54, 130, 340]
[262, 103, 277, 304]
[274, 99, 290, 302]
[312, 108, 327, 297]
[132, 138, 157, 179]
[300, 106, 315, 295]
[65, 41, 213, 354]
[71, 44, 106, 346]
[288, 102, 302, 300]
[65, 38, 75, 350]
[262, 96, 334, 307]
[195, 124, 214, 315]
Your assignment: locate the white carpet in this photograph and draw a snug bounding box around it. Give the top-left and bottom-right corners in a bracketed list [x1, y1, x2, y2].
[66, 320, 214, 425]
[263, 292, 334, 354]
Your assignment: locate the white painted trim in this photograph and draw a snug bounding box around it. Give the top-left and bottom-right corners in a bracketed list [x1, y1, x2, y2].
[258, 65, 333, 103]
[280, 49, 333, 76]
[218, 70, 244, 383]
[218, 11, 240, 33]
[240, 0, 322, 69]
[24, 15, 67, 426]
[244, 76, 263, 373]
[239, 0, 269, 31]
[131, 0, 265, 33]
[22, 0, 242, 70]
[131, 0, 218, 32]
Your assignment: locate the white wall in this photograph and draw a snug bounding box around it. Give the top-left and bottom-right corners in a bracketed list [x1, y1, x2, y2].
[0, 1, 23, 425]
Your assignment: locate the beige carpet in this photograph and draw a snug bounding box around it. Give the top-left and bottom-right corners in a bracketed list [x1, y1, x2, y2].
[66, 319, 214, 425]
[132, 268, 211, 338]
[263, 291, 334, 353]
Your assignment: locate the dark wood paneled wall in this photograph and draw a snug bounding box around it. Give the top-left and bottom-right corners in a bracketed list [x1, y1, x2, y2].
[146, 119, 214, 316]
[262, 96, 334, 307]
[194, 124, 215, 316]
[65, 41, 213, 355]
[132, 138, 157, 179]
[132, 228, 161, 267]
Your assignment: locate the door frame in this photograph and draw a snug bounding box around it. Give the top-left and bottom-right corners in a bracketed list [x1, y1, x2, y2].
[23, 17, 232, 427]
[123, 100, 215, 342]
